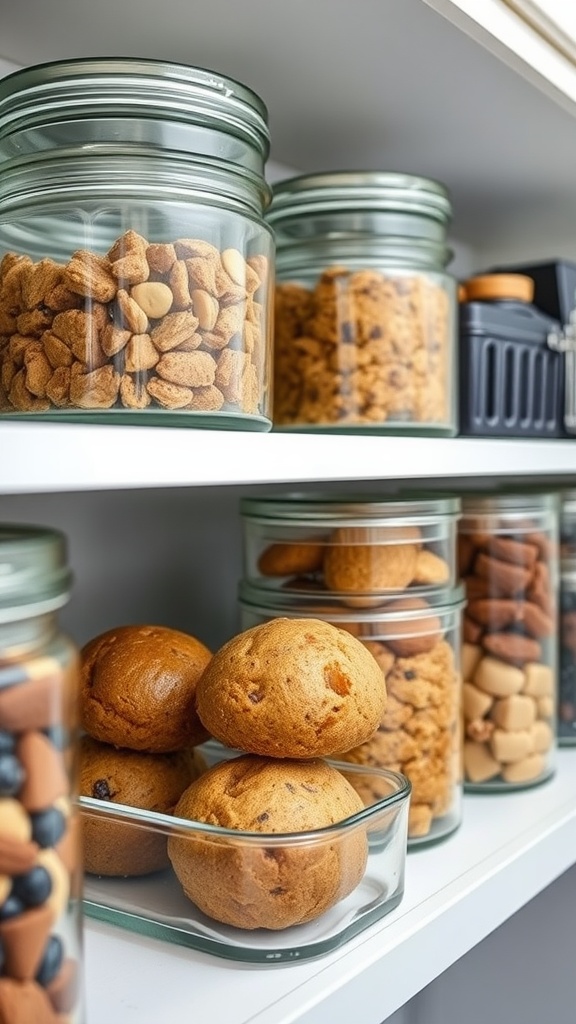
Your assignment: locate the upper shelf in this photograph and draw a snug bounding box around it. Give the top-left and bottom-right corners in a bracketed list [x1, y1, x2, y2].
[83, 748, 576, 1024]
[2, 423, 576, 494]
[3, 0, 576, 260]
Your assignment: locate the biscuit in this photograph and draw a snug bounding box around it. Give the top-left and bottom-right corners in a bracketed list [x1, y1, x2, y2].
[80, 624, 212, 752]
[323, 533, 419, 592]
[412, 549, 450, 586]
[257, 541, 325, 577]
[79, 736, 200, 876]
[167, 754, 367, 929]
[195, 617, 386, 758]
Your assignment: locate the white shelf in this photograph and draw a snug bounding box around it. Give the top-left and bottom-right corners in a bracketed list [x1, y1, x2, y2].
[83, 749, 576, 1024]
[1, 423, 576, 494]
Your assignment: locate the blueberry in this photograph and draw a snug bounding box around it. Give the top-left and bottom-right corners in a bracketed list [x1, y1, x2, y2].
[0, 730, 15, 755]
[0, 753, 25, 797]
[31, 807, 66, 848]
[35, 935, 63, 987]
[12, 866, 52, 907]
[0, 893, 25, 920]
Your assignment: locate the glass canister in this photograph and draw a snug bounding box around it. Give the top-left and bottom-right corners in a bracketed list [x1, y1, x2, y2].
[559, 557, 576, 744]
[0, 525, 83, 1020]
[266, 171, 457, 435]
[238, 581, 466, 847]
[458, 493, 559, 790]
[0, 58, 273, 429]
[240, 492, 461, 595]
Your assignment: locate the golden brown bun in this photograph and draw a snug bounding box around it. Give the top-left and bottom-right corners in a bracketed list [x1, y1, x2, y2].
[167, 754, 368, 929]
[80, 624, 212, 752]
[80, 736, 203, 876]
[196, 618, 386, 758]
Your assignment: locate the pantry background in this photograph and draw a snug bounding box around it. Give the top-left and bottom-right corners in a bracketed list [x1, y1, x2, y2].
[2, 0, 576, 1021]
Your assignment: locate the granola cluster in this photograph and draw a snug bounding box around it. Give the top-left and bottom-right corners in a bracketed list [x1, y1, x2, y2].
[0, 231, 270, 418]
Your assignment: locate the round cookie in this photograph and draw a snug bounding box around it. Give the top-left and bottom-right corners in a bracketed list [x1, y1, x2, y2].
[195, 617, 386, 758]
[257, 541, 325, 577]
[167, 754, 368, 930]
[80, 624, 212, 752]
[80, 736, 202, 876]
[323, 529, 420, 592]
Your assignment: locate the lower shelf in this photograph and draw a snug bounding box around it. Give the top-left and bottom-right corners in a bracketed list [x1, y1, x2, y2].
[83, 748, 576, 1024]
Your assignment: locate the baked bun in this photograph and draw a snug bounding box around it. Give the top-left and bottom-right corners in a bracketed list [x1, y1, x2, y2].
[167, 754, 368, 929]
[80, 624, 212, 752]
[196, 617, 386, 758]
[80, 736, 202, 876]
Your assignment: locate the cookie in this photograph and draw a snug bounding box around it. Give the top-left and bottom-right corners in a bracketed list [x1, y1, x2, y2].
[323, 533, 419, 592]
[80, 624, 212, 752]
[195, 617, 386, 758]
[257, 541, 325, 577]
[167, 754, 367, 929]
[79, 736, 200, 876]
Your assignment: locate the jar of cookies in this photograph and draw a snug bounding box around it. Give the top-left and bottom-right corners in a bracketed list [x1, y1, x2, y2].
[0, 58, 273, 429]
[240, 492, 461, 595]
[0, 525, 83, 1021]
[459, 493, 559, 790]
[266, 171, 457, 434]
[238, 580, 466, 846]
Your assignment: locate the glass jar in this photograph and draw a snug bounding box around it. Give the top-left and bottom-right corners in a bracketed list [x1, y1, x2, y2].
[458, 493, 559, 790]
[266, 171, 457, 435]
[0, 58, 273, 429]
[0, 525, 83, 1020]
[238, 580, 466, 847]
[240, 492, 461, 595]
[559, 557, 576, 744]
[560, 489, 576, 559]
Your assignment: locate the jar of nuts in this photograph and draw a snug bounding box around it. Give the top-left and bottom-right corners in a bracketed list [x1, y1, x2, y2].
[459, 493, 559, 790]
[0, 525, 83, 1020]
[238, 580, 466, 847]
[266, 171, 457, 434]
[0, 59, 273, 428]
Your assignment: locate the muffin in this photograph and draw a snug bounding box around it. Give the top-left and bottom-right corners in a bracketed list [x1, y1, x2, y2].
[167, 754, 368, 929]
[80, 624, 212, 752]
[195, 617, 386, 758]
[80, 736, 203, 876]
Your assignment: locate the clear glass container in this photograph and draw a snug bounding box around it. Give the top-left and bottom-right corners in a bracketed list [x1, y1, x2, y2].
[80, 743, 410, 964]
[240, 492, 461, 596]
[560, 489, 576, 559]
[458, 493, 559, 790]
[0, 524, 83, 1020]
[266, 171, 457, 435]
[0, 58, 273, 429]
[238, 582, 466, 847]
[559, 558, 576, 745]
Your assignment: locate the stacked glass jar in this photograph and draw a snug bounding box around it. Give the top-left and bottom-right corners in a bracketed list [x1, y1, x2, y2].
[459, 493, 559, 788]
[559, 490, 576, 744]
[239, 493, 465, 846]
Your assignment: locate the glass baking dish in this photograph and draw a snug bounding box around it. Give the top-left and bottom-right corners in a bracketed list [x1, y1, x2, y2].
[79, 750, 410, 965]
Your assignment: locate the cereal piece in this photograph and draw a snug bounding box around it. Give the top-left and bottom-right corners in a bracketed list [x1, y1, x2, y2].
[100, 324, 131, 358]
[522, 662, 554, 698]
[8, 369, 50, 412]
[146, 376, 193, 409]
[151, 311, 200, 352]
[146, 242, 177, 274]
[257, 542, 325, 577]
[107, 230, 149, 264]
[482, 632, 542, 666]
[463, 741, 501, 783]
[21, 258, 63, 309]
[463, 681, 493, 720]
[186, 385, 225, 412]
[169, 260, 193, 308]
[156, 350, 216, 388]
[490, 694, 537, 731]
[115, 288, 149, 335]
[51, 309, 106, 366]
[120, 374, 151, 409]
[215, 348, 250, 403]
[213, 303, 246, 343]
[473, 655, 524, 697]
[408, 803, 433, 838]
[45, 367, 71, 408]
[462, 643, 483, 681]
[123, 334, 159, 373]
[64, 250, 117, 303]
[131, 282, 173, 319]
[69, 365, 120, 409]
[501, 753, 545, 784]
[412, 549, 450, 586]
[16, 308, 53, 338]
[175, 238, 220, 261]
[42, 332, 74, 370]
[185, 256, 218, 294]
[490, 728, 533, 763]
[24, 347, 52, 398]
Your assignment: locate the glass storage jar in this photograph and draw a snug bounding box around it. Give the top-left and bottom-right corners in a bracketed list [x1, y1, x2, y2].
[266, 171, 457, 434]
[559, 557, 576, 744]
[560, 489, 576, 559]
[240, 492, 461, 595]
[0, 58, 273, 429]
[238, 580, 466, 847]
[0, 525, 83, 1021]
[458, 493, 559, 790]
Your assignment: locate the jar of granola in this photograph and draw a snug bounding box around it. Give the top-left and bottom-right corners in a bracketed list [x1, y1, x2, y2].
[0, 59, 273, 429]
[0, 524, 83, 1021]
[459, 493, 559, 790]
[267, 171, 457, 434]
[238, 580, 466, 847]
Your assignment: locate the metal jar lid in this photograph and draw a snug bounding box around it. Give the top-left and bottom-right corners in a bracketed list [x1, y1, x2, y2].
[267, 171, 452, 227]
[0, 525, 73, 622]
[0, 58, 270, 174]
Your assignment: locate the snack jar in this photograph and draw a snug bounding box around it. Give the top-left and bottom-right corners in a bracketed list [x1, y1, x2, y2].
[240, 492, 461, 595]
[0, 58, 273, 429]
[266, 171, 457, 434]
[0, 525, 83, 1020]
[458, 493, 559, 790]
[238, 580, 466, 847]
